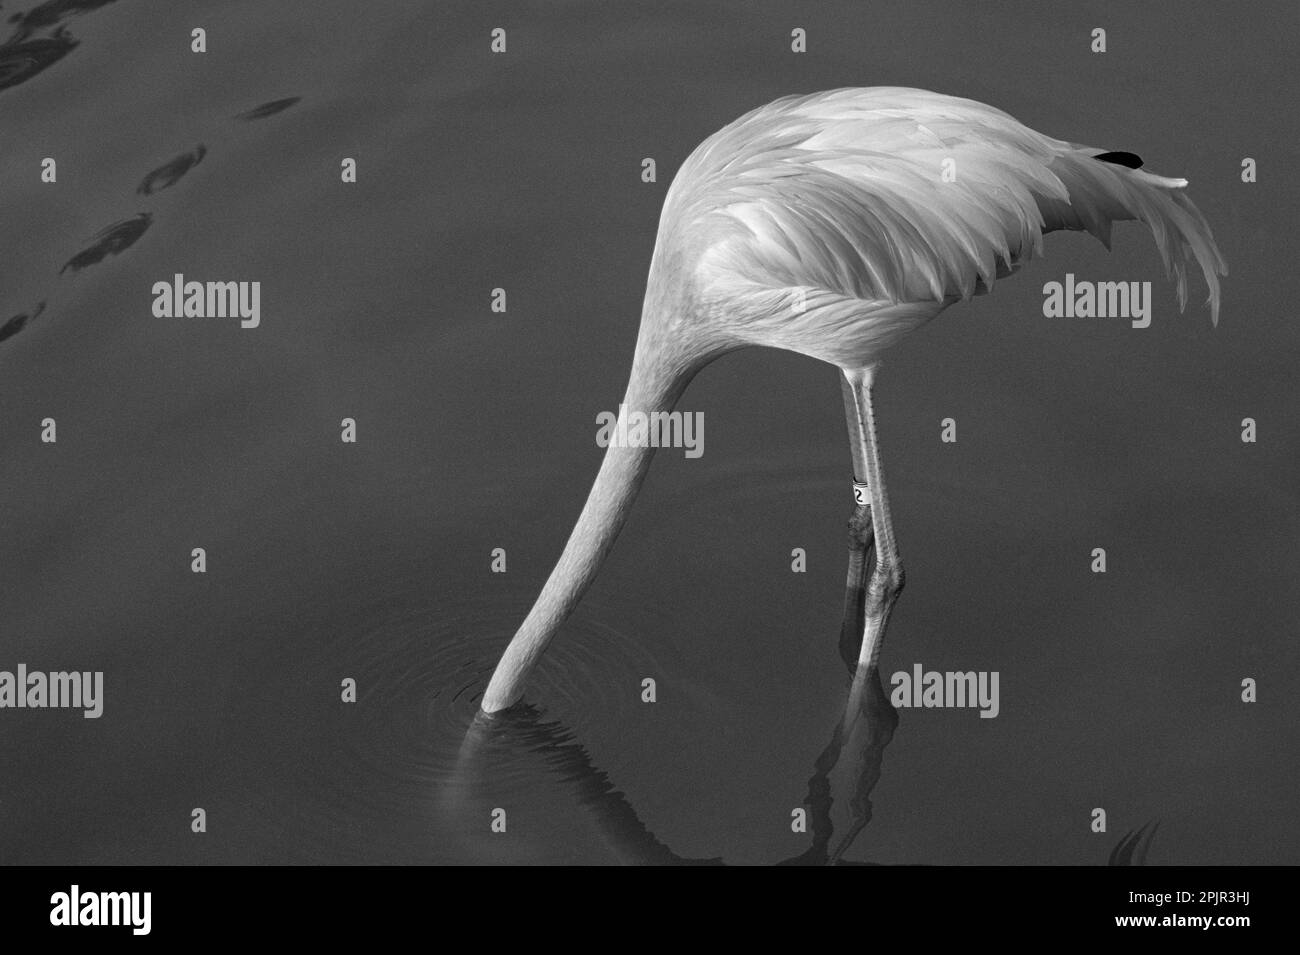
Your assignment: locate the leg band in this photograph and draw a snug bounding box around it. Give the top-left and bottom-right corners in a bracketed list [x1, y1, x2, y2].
[852, 481, 870, 506]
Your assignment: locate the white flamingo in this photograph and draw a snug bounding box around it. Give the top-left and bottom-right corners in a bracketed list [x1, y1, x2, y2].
[480, 86, 1226, 714]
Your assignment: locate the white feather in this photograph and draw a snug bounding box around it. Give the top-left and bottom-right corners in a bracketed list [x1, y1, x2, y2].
[662, 86, 1227, 367]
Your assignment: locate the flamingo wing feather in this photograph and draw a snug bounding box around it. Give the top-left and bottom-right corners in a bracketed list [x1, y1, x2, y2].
[667, 87, 1226, 340]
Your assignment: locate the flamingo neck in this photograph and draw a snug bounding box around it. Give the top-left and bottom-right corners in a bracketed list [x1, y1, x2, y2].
[480, 342, 693, 712]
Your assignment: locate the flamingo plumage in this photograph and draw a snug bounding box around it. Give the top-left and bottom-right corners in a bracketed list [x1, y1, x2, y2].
[480, 86, 1227, 713]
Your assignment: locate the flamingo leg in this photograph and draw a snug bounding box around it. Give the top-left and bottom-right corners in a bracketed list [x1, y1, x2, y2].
[841, 365, 905, 669]
[837, 375, 875, 669]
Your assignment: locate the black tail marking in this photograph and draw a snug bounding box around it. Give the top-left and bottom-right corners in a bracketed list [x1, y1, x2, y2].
[1093, 150, 1144, 169]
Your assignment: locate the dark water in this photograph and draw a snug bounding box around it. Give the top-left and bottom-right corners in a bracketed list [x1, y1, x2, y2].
[1, 0, 1296, 864]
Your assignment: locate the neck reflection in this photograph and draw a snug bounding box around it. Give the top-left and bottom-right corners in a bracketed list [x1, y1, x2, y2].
[449, 656, 899, 866]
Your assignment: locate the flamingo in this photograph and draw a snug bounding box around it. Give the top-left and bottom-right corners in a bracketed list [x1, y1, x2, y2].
[480, 86, 1226, 714]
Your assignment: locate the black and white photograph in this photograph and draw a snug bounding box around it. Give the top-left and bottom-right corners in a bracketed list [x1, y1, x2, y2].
[1, 0, 1293, 935]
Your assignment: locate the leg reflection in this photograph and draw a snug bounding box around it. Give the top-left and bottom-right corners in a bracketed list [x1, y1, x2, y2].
[779, 660, 899, 865]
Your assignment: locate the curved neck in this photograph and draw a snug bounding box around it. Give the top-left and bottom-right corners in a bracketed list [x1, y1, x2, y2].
[481, 339, 694, 712]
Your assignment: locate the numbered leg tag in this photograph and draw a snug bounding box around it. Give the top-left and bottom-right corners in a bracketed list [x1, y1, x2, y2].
[852, 482, 870, 506]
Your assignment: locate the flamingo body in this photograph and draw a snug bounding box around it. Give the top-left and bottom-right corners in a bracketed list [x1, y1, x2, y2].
[480, 87, 1226, 713]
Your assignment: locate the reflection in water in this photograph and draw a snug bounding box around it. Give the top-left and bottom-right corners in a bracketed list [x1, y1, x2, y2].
[0, 301, 45, 343]
[137, 145, 206, 195]
[782, 663, 899, 865]
[235, 96, 302, 121]
[449, 515, 1162, 866]
[783, 498, 900, 864]
[1109, 821, 1159, 866]
[452, 520, 905, 870]
[233, 586, 673, 862]
[451, 494, 906, 864]
[451, 658, 898, 865]
[453, 706, 723, 865]
[452, 656, 1150, 865]
[59, 212, 151, 274]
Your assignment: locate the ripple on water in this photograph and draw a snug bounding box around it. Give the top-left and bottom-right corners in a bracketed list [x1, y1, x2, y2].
[0, 35, 77, 92]
[246, 591, 668, 862]
[234, 96, 301, 121]
[59, 213, 151, 274]
[136, 145, 206, 195]
[0, 301, 44, 344]
[1, 0, 127, 93]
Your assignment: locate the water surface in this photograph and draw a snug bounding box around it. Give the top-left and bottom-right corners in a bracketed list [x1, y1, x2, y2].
[1, 0, 1296, 864]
